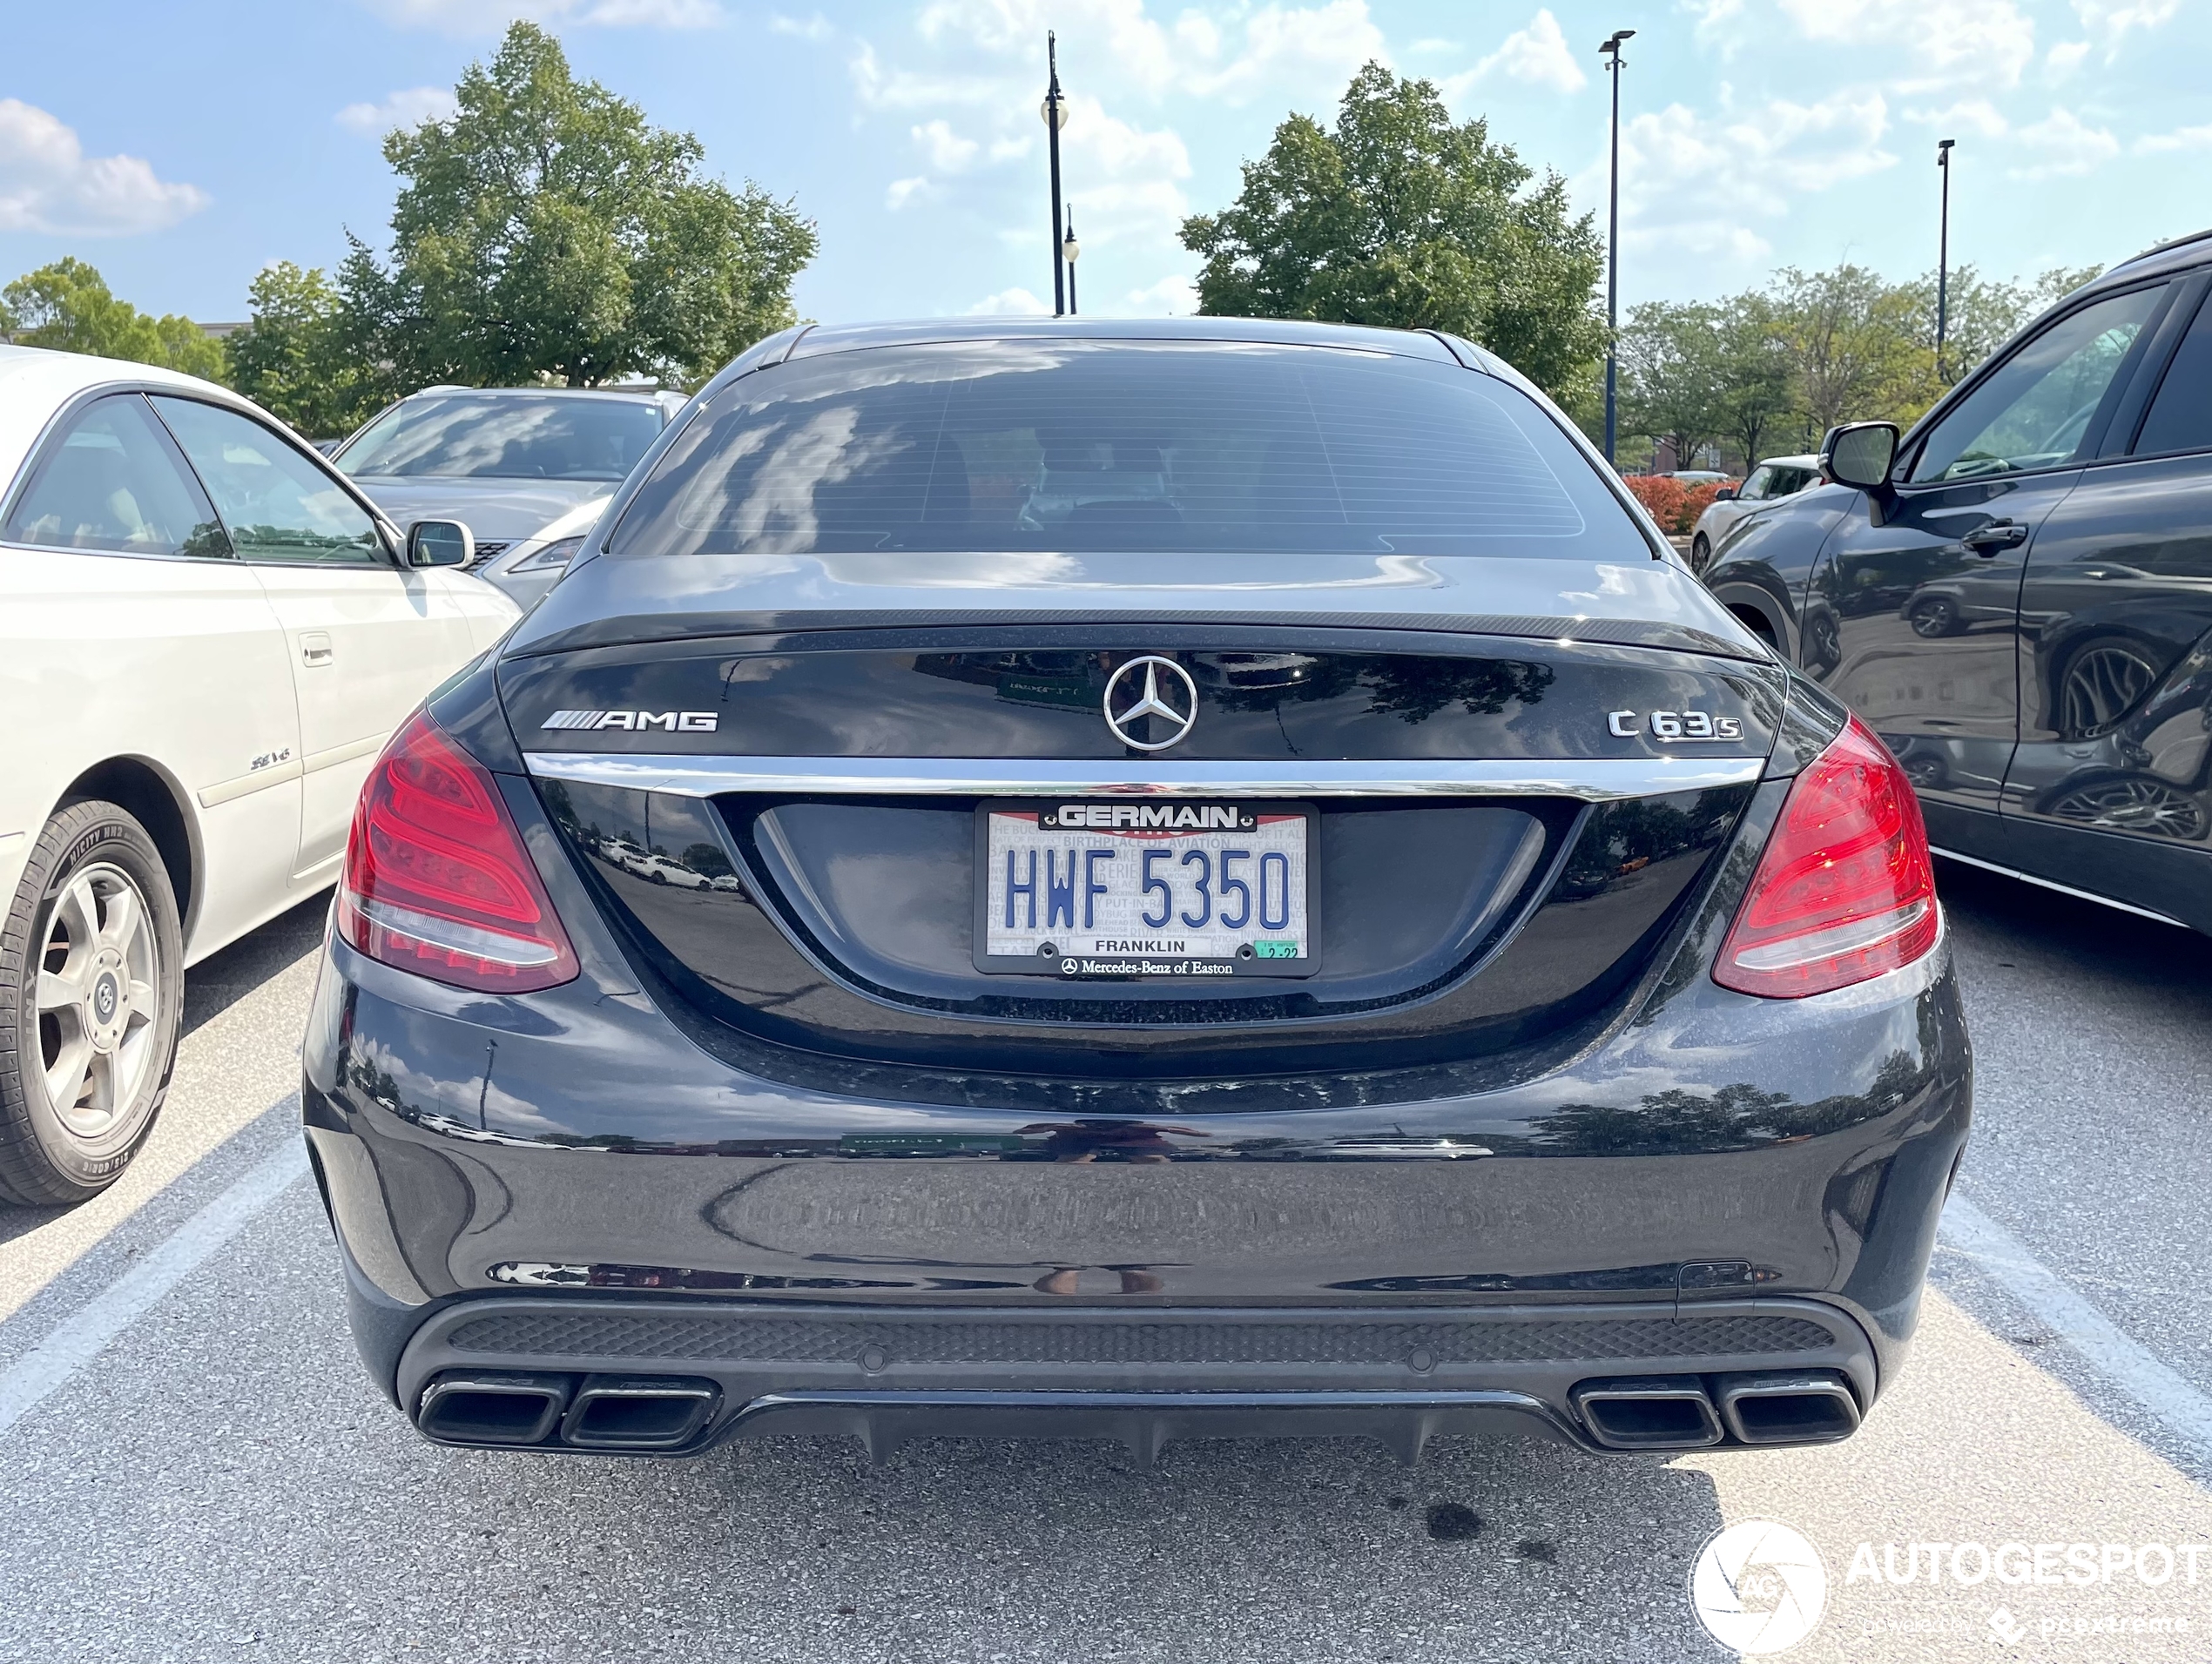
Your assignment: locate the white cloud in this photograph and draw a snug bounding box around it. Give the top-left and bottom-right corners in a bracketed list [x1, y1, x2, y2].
[1777, 0, 2035, 89]
[1590, 91, 1895, 265]
[2136, 121, 2212, 155]
[913, 118, 980, 172]
[362, 0, 721, 30]
[967, 286, 1052, 315]
[2045, 39, 2091, 77]
[334, 86, 460, 136]
[886, 175, 932, 209]
[0, 98, 208, 236]
[770, 12, 834, 41]
[2007, 106, 2120, 177]
[1061, 96, 1192, 247]
[895, 0, 1381, 106]
[2072, 0, 2179, 53]
[1124, 273, 1198, 314]
[1202, 1, 1386, 104]
[1460, 10, 1586, 97]
[1906, 98, 2009, 139]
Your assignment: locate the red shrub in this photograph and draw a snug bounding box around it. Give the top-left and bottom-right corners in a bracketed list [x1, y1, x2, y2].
[1622, 474, 1738, 536]
[1622, 473, 1686, 530]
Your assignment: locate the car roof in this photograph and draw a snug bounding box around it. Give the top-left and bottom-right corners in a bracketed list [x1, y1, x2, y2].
[0, 344, 278, 498]
[1754, 455, 1820, 469]
[402, 384, 678, 403]
[782, 316, 1465, 365]
[2104, 226, 2212, 285]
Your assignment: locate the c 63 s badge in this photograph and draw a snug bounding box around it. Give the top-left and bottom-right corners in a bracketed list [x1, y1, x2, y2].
[542, 710, 718, 732]
[1608, 710, 1743, 741]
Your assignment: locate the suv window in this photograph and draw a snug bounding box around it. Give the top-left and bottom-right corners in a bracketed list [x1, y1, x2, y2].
[2132, 288, 2212, 458]
[336, 394, 664, 482]
[2, 394, 228, 558]
[152, 397, 382, 564]
[1910, 286, 2165, 482]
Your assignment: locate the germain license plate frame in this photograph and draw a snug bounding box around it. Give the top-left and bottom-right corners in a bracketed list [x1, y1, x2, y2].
[973, 798, 1319, 980]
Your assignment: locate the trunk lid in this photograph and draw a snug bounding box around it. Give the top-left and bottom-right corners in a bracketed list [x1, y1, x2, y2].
[502, 587, 1782, 1097]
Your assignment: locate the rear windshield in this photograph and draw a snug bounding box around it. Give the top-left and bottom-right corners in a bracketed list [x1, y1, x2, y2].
[608, 341, 1640, 559]
[337, 394, 664, 482]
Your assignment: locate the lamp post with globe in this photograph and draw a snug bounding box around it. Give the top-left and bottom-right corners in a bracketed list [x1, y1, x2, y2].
[1042, 34, 1069, 316]
[1062, 212, 1081, 315]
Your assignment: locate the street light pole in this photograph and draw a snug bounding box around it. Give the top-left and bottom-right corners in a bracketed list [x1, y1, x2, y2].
[1936, 138, 1956, 382]
[1062, 211, 1081, 315]
[1042, 33, 1069, 317]
[1601, 30, 1635, 469]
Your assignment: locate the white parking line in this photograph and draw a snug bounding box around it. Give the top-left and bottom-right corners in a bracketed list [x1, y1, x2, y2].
[0, 1142, 306, 1439]
[1941, 1191, 2212, 1465]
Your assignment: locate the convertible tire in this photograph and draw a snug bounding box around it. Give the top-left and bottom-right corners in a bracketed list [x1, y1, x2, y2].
[0, 800, 185, 1205]
[1689, 533, 1711, 575]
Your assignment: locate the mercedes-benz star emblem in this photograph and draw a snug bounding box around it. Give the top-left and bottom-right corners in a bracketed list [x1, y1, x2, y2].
[1103, 655, 1198, 751]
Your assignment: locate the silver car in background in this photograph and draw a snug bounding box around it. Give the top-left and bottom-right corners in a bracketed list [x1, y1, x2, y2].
[1689, 453, 1820, 573]
[473, 494, 610, 610]
[329, 386, 685, 564]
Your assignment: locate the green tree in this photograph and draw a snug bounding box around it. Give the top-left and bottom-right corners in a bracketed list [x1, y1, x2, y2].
[1, 258, 226, 381]
[1710, 292, 1796, 468]
[1179, 64, 1604, 400]
[226, 262, 381, 439]
[1905, 262, 2106, 387]
[1767, 262, 1930, 435]
[1619, 300, 1726, 469]
[343, 21, 816, 389]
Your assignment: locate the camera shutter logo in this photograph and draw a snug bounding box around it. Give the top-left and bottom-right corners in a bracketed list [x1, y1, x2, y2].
[1689, 1519, 1827, 1655]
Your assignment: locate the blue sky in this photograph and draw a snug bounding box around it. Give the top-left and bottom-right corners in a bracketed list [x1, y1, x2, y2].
[3, 1, 2208, 329]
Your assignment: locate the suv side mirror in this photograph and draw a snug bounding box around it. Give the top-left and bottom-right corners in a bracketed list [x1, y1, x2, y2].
[408, 519, 475, 568]
[1820, 422, 1900, 491]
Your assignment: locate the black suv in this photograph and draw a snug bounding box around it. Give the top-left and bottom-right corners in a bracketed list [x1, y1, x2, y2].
[1702, 230, 2212, 934]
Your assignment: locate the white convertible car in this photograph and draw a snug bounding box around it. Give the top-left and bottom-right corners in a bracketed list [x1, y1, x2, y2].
[0, 347, 517, 1205]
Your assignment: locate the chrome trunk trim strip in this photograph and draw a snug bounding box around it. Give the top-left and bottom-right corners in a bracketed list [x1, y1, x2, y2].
[523, 752, 1765, 801]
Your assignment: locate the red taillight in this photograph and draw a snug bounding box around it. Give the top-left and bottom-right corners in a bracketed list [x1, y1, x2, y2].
[336, 711, 578, 993]
[1714, 715, 1939, 999]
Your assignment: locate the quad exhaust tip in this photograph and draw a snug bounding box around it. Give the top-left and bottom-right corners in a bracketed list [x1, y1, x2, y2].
[416, 1371, 718, 1451]
[1572, 1370, 1861, 1451]
[1716, 1371, 1862, 1445]
[1570, 1377, 1724, 1451]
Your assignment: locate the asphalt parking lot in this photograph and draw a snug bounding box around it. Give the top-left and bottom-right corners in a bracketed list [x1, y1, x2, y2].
[3, 864, 2209, 1664]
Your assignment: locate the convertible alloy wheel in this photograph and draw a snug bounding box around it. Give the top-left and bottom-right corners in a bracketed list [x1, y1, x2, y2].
[37, 863, 162, 1140]
[0, 799, 184, 1204]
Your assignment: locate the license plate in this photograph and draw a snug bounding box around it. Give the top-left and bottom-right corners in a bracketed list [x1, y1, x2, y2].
[974, 800, 1316, 979]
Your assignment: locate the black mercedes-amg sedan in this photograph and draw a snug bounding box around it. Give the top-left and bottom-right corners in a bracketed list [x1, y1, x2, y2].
[302, 319, 1971, 1464]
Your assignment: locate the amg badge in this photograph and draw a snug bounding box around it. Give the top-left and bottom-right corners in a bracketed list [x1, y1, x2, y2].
[541, 710, 718, 732]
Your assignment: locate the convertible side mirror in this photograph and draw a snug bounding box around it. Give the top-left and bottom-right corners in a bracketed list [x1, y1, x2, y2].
[1819, 422, 1900, 492]
[1713, 486, 1737, 502]
[408, 519, 475, 568]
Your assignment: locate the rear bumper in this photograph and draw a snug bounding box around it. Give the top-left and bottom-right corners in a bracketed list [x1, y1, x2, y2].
[387, 1286, 1878, 1459]
[301, 748, 1974, 1461]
